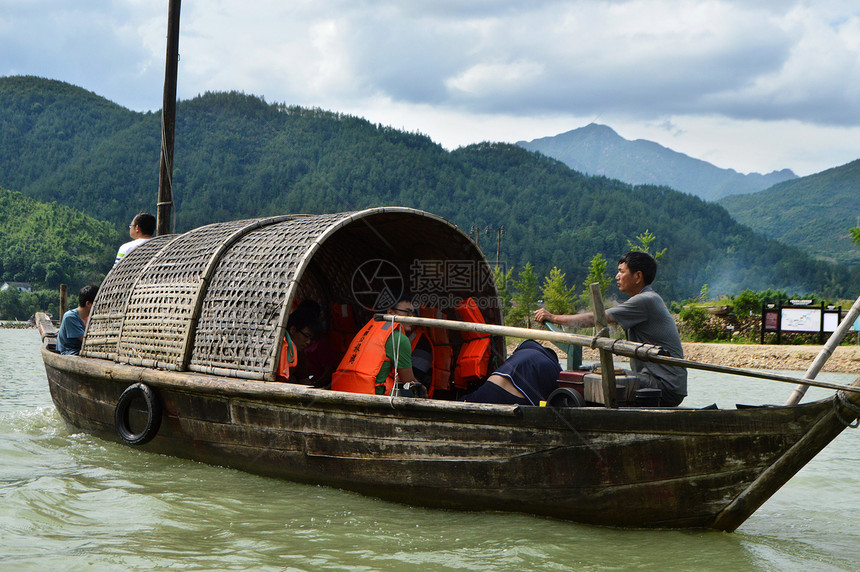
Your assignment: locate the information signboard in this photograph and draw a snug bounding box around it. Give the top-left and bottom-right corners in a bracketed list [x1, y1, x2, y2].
[780, 308, 821, 332]
[762, 301, 845, 343]
[763, 311, 778, 331]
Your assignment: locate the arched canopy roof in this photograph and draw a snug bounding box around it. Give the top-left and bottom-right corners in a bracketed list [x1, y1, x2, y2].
[82, 208, 502, 380]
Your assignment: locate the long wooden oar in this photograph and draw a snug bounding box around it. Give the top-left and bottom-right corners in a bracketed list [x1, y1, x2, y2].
[374, 313, 860, 395]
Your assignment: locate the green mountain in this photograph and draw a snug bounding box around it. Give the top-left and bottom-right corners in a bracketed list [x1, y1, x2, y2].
[517, 124, 797, 201]
[0, 187, 118, 288]
[719, 161, 860, 266]
[1, 76, 857, 302]
[0, 75, 161, 226]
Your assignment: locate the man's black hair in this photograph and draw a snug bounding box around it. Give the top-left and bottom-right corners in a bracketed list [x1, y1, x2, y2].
[79, 285, 99, 306]
[292, 299, 324, 334]
[288, 305, 322, 334]
[133, 212, 156, 237]
[618, 251, 657, 285]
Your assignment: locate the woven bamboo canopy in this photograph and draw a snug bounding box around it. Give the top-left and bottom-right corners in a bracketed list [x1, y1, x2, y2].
[82, 208, 502, 380]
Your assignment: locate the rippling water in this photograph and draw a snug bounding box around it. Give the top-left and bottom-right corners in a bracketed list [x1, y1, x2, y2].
[2, 328, 859, 570]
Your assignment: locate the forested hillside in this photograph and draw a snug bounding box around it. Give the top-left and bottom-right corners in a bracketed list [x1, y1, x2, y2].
[1, 76, 857, 302]
[0, 76, 161, 225]
[0, 187, 117, 287]
[719, 160, 860, 265]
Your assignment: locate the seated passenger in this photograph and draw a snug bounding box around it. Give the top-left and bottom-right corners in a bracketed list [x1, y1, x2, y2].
[294, 300, 339, 388]
[535, 251, 686, 406]
[114, 212, 155, 267]
[462, 340, 560, 406]
[57, 285, 99, 355]
[331, 298, 423, 396]
[277, 305, 322, 383]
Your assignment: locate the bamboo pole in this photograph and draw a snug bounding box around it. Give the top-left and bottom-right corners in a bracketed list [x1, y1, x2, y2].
[785, 294, 860, 405]
[374, 314, 668, 360]
[374, 313, 860, 395]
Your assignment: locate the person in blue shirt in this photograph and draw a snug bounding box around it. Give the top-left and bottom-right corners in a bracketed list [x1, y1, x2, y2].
[56, 285, 99, 355]
[462, 340, 561, 406]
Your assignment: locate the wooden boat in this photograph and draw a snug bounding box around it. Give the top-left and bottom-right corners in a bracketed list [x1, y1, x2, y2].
[36, 3, 860, 531]
[37, 208, 860, 531]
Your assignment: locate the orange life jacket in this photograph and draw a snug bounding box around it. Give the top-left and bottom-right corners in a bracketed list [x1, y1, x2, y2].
[329, 302, 359, 355]
[331, 319, 403, 395]
[453, 297, 491, 389]
[276, 333, 299, 381]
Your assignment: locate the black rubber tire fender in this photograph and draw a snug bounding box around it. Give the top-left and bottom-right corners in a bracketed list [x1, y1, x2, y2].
[546, 387, 585, 408]
[114, 382, 162, 445]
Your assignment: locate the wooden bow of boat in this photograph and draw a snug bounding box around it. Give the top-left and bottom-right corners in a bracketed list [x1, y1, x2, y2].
[712, 373, 860, 531]
[35, 312, 56, 342]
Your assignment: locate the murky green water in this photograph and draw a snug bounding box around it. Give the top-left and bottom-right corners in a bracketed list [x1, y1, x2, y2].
[2, 329, 859, 570]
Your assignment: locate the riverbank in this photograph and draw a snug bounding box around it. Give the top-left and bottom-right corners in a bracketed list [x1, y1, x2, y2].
[681, 342, 860, 373]
[0, 320, 32, 329]
[578, 342, 860, 373]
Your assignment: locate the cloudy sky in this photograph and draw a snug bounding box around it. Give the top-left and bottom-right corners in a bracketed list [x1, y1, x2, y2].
[3, 0, 859, 176]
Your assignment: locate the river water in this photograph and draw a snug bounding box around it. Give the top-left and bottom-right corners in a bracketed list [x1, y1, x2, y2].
[2, 328, 859, 571]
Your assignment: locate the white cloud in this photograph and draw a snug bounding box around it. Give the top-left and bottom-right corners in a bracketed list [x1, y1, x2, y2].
[446, 59, 546, 97]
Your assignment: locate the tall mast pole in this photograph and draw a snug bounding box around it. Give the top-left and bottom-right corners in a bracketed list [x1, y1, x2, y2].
[156, 0, 181, 236]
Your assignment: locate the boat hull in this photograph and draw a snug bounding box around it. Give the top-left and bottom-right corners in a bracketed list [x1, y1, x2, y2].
[42, 346, 856, 530]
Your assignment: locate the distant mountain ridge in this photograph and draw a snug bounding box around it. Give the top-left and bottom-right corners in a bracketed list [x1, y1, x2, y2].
[517, 123, 797, 201]
[719, 159, 860, 265]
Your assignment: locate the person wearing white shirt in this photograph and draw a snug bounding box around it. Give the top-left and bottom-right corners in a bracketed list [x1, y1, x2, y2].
[114, 212, 155, 267]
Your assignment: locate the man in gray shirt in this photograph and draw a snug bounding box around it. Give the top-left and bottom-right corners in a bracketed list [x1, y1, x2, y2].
[535, 251, 687, 406]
